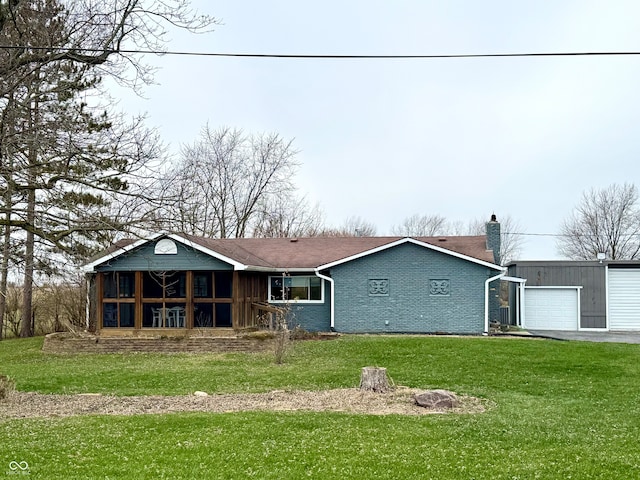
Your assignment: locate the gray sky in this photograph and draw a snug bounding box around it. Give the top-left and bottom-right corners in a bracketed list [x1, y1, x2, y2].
[111, 1, 640, 259]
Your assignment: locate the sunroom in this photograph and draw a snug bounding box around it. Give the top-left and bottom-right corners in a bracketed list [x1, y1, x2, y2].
[99, 270, 235, 330]
[85, 236, 268, 334]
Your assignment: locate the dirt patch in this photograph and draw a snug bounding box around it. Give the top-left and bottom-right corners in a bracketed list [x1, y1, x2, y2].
[0, 387, 487, 419]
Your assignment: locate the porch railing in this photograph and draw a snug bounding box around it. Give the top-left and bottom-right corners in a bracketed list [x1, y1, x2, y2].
[250, 302, 286, 330]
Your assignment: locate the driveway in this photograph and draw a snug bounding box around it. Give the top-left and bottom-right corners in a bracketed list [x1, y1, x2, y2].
[526, 330, 640, 344]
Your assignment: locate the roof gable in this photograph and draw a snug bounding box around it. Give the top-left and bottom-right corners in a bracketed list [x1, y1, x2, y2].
[84, 233, 245, 272]
[316, 237, 503, 271]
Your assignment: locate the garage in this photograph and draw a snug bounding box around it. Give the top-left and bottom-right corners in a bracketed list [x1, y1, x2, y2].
[523, 287, 580, 331]
[607, 268, 640, 330]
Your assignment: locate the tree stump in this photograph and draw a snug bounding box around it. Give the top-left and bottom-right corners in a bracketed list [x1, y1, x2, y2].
[359, 366, 389, 393]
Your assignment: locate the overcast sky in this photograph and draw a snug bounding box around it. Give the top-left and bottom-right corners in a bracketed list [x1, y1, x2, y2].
[110, 1, 640, 260]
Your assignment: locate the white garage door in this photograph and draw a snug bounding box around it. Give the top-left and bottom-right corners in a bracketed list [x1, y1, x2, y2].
[608, 269, 640, 330]
[524, 288, 579, 330]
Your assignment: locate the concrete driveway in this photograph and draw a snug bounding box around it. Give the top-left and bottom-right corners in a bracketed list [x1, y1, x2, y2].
[526, 330, 640, 344]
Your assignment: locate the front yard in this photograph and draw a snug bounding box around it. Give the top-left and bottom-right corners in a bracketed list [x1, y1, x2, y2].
[1, 335, 639, 479]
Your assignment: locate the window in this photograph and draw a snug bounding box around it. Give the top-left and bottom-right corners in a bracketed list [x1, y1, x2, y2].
[215, 303, 232, 327]
[101, 272, 136, 328]
[103, 303, 118, 327]
[142, 303, 186, 328]
[102, 272, 135, 299]
[193, 271, 233, 298]
[119, 304, 135, 327]
[214, 271, 233, 298]
[190, 271, 233, 328]
[194, 303, 213, 327]
[143, 271, 186, 299]
[194, 273, 211, 298]
[269, 276, 323, 302]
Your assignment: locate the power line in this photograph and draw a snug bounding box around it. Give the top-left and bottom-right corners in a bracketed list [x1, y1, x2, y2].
[2, 45, 640, 60]
[505, 231, 640, 239]
[504, 232, 560, 237]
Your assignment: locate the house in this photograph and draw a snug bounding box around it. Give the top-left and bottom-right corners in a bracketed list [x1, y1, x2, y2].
[83, 217, 504, 336]
[507, 260, 640, 331]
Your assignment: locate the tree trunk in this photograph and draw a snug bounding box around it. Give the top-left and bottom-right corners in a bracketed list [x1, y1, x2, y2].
[20, 95, 38, 338]
[0, 92, 16, 341]
[359, 366, 390, 393]
[0, 220, 10, 340]
[20, 186, 35, 338]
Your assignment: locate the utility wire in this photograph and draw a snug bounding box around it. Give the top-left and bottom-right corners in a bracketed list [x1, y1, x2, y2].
[1, 45, 640, 59]
[505, 232, 640, 239]
[505, 232, 563, 237]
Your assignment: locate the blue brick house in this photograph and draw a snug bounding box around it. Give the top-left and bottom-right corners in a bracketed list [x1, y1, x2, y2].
[84, 217, 504, 335]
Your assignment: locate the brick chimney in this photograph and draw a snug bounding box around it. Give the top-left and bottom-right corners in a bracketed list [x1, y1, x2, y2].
[486, 214, 501, 265]
[486, 214, 502, 325]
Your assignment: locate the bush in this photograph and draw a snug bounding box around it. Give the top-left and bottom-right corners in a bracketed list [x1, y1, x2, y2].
[241, 331, 274, 341]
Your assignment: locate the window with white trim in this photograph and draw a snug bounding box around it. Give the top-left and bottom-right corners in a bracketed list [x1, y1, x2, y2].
[269, 276, 323, 302]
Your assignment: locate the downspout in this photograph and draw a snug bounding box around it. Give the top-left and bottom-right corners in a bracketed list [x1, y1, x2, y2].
[314, 270, 335, 330]
[518, 280, 526, 328]
[484, 270, 506, 335]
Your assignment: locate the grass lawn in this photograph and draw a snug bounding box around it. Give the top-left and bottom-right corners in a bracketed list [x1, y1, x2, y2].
[1, 335, 640, 479]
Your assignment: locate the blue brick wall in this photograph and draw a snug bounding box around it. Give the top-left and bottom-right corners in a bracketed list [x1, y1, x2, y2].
[287, 280, 332, 332]
[330, 242, 498, 334]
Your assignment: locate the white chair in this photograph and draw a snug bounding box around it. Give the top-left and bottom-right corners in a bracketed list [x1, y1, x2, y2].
[165, 308, 175, 327]
[175, 307, 186, 328]
[152, 308, 163, 328]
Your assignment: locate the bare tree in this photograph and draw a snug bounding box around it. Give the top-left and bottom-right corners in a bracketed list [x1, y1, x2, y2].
[391, 214, 448, 236]
[252, 197, 324, 238]
[161, 126, 300, 238]
[558, 183, 640, 260]
[319, 216, 377, 237]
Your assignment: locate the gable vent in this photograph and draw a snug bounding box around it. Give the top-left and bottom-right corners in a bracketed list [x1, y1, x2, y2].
[154, 238, 178, 255]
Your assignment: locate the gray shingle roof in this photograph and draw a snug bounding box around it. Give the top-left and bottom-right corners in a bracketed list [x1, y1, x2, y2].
[86, 233, 498, 271]
[183, 234, 496, 269]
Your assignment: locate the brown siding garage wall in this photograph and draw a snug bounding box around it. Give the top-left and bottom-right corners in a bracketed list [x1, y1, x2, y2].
[508, 262, 606, 329]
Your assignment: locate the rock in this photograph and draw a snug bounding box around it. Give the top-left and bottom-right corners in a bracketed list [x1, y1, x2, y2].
[193, 391, 209, 397]
[414, 389, 460, 409]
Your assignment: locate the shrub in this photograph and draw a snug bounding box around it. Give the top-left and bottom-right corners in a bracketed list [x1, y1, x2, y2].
[241, 331, 274, 341]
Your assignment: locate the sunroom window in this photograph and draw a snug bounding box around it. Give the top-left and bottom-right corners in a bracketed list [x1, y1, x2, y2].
[270, 276, 322, 302]
[101, 272, 135, 328]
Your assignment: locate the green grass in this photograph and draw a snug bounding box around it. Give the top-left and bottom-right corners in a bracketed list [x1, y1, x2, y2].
[1, 335, 640, 479]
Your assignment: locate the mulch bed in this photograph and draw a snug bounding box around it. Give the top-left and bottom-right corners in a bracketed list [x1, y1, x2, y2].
[0, 387, 487, 419]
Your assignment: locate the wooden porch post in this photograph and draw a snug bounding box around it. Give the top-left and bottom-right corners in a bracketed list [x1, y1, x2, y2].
[232, 271, 240, 329]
